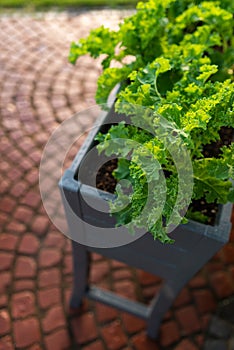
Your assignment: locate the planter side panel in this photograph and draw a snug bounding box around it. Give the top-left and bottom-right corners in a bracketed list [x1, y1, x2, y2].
[87, 225, 225, 280]
[61, 169, 232, 280]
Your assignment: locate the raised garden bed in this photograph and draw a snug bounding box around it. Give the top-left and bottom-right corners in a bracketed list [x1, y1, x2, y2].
[59, 105, 232, 338]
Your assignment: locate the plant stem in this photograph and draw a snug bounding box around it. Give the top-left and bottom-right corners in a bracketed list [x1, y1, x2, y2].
[154, 74, 162, 99]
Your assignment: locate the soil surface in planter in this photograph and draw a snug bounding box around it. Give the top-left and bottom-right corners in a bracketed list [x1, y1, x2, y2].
[96, 127, 233, 226]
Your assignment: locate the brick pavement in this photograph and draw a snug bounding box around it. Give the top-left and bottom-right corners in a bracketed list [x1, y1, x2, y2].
[0, 9, 234, 350]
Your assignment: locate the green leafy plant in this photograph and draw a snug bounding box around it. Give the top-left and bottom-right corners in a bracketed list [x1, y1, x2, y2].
[70, 0, 234, 243]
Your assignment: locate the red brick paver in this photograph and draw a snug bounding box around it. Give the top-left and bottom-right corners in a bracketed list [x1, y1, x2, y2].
[0, 310, 11, 336]
[0, 8, 233, 350]
[13, 317, 41, 348]
[11, 291, 36, 318]
[71, 312, 98, 344]
[101, 320, 128, 350]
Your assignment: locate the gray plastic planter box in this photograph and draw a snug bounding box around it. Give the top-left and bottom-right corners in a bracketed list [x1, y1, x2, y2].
[59, 106, 233, 338]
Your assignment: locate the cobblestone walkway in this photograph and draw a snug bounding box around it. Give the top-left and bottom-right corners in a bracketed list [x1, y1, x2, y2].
[0, 10, 234, 350]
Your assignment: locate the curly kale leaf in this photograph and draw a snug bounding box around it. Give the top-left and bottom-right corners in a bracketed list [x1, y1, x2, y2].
[193, 144, 234, 203]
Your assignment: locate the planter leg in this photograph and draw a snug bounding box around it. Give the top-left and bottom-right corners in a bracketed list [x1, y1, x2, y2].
[147, 281, 182, 339]
[70, 240, 90, 309]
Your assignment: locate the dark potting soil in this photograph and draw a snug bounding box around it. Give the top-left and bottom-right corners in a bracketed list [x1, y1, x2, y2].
[96, 127, 233, 226]
[96, 159, 117, 194]
[202, 127, 233, 158]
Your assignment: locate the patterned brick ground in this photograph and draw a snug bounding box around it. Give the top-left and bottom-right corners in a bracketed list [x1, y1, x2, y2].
[0, 9, 234, 350]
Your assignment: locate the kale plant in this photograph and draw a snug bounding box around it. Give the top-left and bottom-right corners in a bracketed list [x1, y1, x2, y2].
[70, 0, 234, 243]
